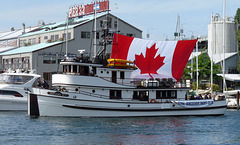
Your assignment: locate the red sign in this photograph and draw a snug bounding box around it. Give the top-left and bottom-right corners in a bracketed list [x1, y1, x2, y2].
[69, 0, 109, 18]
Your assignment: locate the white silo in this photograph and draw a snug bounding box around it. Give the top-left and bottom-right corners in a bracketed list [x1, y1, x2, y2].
[208, 13, 238, 55]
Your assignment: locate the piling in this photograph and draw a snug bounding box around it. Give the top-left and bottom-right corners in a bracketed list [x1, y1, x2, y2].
[237, 91, 239, 110]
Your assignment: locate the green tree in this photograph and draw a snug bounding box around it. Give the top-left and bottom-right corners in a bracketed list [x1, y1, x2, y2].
[235, 8, 240, 23]
[237, 59, 240, 73]
[235, 8, 240, 54]
[184, 48, 221, 87]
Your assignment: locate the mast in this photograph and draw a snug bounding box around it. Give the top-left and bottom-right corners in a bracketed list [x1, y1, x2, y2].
[222, 0, 226, 92]
[196, 39, 199, 92]
[93, 0, 97, 60]
[66, 13, 69, 58]
[178, 15, 180, 40]
[211, 13, 213, 94]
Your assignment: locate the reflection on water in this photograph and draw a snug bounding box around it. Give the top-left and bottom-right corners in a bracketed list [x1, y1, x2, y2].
[0, 111, 240, 144]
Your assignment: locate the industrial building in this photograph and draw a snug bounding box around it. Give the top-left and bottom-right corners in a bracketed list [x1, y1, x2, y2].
[208, 13, 239, 74]
[0, 13, 142, 84]
[0, 25, 40, 69]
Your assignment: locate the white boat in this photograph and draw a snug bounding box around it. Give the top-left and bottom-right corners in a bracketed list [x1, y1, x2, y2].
[28, 34, 226, 117]
[28, 61, 226, 117]
[0, 70, 41, 111]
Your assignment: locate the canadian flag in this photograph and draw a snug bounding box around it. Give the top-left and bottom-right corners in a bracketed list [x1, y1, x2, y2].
[111, 34, 197, 82]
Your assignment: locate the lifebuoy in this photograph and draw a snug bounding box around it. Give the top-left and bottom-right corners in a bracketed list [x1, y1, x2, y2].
[150, 99, 157, 103]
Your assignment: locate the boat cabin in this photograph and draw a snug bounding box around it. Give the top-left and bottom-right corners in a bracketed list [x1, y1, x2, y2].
[55, 58, 190, 103]
[60, 58, 188, 89]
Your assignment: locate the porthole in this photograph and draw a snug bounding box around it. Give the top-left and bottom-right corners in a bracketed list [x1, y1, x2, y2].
[92, 90, 95, 93]
[101, 71, 103, 73]
[107, 71, 109, 74]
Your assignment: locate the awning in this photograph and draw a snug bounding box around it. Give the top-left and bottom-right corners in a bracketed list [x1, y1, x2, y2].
[217, 74, 240, 82]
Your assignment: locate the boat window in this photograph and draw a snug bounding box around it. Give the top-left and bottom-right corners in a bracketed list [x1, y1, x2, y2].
[73, 65, 77, 73]
[0, 90, 23, 97]
[0, 75, 34, 84]
[139, 91, 149, 101]
[68, 65, 71, 73]
[112, 71, 117, 83]
[109, 90, 122, 99]
[120, 71, 124, 79]
[156, 90, 177, 99]
[133, 91, 139, 100]
[79, 66, 84, 74]
[63, 65, 67, 73]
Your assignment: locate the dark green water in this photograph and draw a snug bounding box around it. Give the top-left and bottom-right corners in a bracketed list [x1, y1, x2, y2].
[0, 110, 239, 145]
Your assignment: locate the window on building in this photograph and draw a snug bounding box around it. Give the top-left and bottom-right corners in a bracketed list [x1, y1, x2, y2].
[126, 33, 134, 37]
[20, 40, 26, 47]
[32, 38, 36, 44]
[51, 35, 54, 41]
[62, 33, 71, 40]
[55, 35, 59, 41]
[44, 36, 48, 40]
[114, 21, 118, 28]
[5, 59, 9, 70]
[62, 33, 66, 40]
[81, 31, 90, 39]
[12, 58, 19, 69]
[107, 17, 112, 28]
[100, 20, 104, 28]
[68, 32, 71, 39]
[24, 57, 30, 70]
[43, 56, 56, 64]
[3, 59, 6, 70]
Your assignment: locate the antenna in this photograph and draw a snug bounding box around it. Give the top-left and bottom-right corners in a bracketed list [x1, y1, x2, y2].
[65, 12, 69, 59]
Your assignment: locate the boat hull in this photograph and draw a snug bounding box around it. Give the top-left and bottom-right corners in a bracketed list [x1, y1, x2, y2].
[29, 90, 227, 117]
[0, 96, 27, 111]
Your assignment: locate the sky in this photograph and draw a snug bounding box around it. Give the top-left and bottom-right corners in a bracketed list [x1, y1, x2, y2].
[0, 0, 239, 40]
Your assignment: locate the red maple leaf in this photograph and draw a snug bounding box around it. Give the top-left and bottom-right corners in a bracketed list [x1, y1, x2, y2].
[135, 43, 165, 78]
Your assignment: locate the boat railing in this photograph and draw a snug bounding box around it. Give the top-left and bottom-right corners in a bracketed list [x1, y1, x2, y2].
[58, 87, 110, 99]
[78, 90, 110, 99]
[99, 76, 190, 88]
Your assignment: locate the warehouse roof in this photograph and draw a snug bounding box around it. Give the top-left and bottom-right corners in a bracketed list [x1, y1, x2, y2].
[0, 41, 63, 55]
[19, 13, 105, 38]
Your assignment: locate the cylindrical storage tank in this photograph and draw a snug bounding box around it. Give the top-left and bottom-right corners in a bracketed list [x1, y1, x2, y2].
[208, 20, 238, 55]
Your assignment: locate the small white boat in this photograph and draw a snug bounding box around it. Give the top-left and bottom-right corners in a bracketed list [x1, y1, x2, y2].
[28, 34, 226, 117]
[0, 70, 40, 111]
